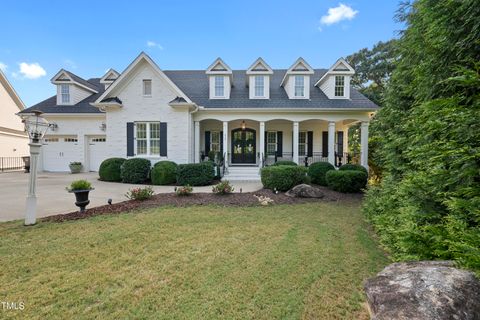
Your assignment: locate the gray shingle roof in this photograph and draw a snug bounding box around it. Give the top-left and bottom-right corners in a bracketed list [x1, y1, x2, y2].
[165, 69, 378, 109]
[21, 69, 378, 114]
[65, 71, 99, 92]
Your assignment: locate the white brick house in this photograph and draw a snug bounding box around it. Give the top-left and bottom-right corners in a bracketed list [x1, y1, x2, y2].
[19, 52, 376, 180]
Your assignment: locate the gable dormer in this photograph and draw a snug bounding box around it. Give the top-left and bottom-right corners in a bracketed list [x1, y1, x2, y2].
[51, 69, 98, 106]
[100, 69, 120, 90]
[315, 58, 355, 99]
[206, 58, 232, 99]
[280, 58, 314, 99]
[246, 58, 273, 99]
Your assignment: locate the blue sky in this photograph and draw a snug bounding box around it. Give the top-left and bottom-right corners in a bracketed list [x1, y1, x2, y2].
[1, 0, 402, 106]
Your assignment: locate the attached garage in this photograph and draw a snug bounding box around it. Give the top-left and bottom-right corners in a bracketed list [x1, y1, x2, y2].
[87, 136, 107, 171]
[42, 136, 81, 172]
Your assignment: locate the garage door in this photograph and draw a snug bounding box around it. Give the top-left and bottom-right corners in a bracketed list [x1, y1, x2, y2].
[42, 136, 81, 172]
[88, 136, 107, 172]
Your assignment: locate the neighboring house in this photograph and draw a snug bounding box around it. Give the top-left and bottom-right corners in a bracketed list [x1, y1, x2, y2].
[18, 52, 377, 179]
[0, 70, 28, 158]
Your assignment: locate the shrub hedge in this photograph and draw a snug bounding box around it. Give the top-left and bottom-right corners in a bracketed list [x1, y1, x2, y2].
[339, 163, 368, 175]
[272, 160, 297, 166]
[176, 162, 215, 186]
[99, 158, 126, 182]
[308, 162, 335, 186]
[151, 161, 177, 185]
[325, 170, 367, 193]
[261, 166, 307, 191]
[120, 158, 151, 184]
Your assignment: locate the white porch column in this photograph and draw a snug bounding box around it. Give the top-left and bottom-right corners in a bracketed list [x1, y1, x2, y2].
[293, 121, 299, 164]
[360, 121, 369, 170]
[328, 121, 336, 166]
[194, 121, 200, 163]
[223, 121, 229, 168]
[259, 121, 265, 166]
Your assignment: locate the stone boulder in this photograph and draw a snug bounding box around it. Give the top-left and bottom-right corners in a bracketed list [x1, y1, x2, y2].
[285, 184, 324, 198]
[364, 261, 480, 320]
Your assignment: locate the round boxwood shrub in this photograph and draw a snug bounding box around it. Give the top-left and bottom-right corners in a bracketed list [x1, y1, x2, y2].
[176, 162, 215, 186]
[151, 161, 177, 185]
[261, 166, 307, 191]
[339, 163, 368, 175]
[325, 170, 368, 193]
[120, 158, 151, 184]
[308, 162, 335, 186]
[99, 158, 126, 182]
[272, 160, 297, 166]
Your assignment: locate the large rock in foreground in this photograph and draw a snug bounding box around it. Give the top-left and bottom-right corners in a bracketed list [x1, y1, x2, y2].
[286, 184, 324, 198]
[364, 261, 480, 320]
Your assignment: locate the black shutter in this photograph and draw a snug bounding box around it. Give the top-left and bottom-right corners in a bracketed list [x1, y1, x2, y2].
[264, 132, 268, 155]
[127, 122, 134, 156]
[322, 131, 328, 157]
[160, 122, 167, 156]
[205, 131, 211, 155]
[337, 131, 344, 154]
[277, 131, 283, 157]
[307, 131, 313, 157]
[220, 131, 223, 155]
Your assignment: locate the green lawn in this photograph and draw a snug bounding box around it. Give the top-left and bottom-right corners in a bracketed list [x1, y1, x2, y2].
[0, 202, 388, 319]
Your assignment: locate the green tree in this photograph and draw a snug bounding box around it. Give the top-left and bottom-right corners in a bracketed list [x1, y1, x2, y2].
[363, 0, 480, 273]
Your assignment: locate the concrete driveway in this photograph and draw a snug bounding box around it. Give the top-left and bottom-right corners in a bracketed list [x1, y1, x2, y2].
[0, 172, 262, 222]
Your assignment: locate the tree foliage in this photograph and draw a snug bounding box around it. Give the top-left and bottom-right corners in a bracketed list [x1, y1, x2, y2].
[363, 0, 480, 273]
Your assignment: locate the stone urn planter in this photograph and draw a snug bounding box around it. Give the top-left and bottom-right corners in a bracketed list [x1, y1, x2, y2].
[69, 162, 83, 174]
[67, 180, 93, 212]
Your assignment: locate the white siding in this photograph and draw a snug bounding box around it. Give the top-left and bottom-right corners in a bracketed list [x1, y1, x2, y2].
[284, 75, 310, 99]
[319, 75, 351, 99]
[56, 84, 93, 105]
[248, 75, 270, 99]
[208, 76, 231, 99]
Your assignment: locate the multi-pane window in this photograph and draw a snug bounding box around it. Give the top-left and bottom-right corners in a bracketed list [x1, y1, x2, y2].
[143, 79, 152, 96]
[266, 131, 277, 155]
[298, 132, 307, 156]
[211, 131, 221, 153]
[61, 84, 70, 104]
[334, 76, 345, 97]
[254, 76, 265, 97]
[214, 76, 224, 97]
[294, 75, 305, 97]
[135, 122, 161, 156]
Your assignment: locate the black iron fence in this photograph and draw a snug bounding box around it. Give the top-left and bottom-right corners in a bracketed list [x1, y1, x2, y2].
[0, 157, 29, 172]
[263, 152, 355, 167]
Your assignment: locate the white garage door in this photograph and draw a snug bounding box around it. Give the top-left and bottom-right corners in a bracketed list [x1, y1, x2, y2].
[42, 136, 81, 172]
[88, 136, 107, 172]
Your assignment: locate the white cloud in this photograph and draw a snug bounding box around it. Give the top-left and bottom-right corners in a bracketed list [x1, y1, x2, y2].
[320, 3, 358, 26]
[0, 62, 7, 71]
[18, 62, 47, 79]
[146, 41, 163, 50]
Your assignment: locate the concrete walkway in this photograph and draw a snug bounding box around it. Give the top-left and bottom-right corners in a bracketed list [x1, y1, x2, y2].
[0, 172, 263, 222]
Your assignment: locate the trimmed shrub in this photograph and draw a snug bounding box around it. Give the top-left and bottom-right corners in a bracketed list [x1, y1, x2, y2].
[120, 158, 151, 184]
[325, 170, 367, 193]
[99, 158, 126, 182]
[261, 166, 307, 191]
[308, 162, 335, 186]
[151, 161, 177, 185]
[339, 163, 368, 175]
[273, 160, 297, 166]
[176, 162, 215, 186]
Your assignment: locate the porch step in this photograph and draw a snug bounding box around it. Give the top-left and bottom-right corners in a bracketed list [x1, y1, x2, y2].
[222, 166, 261, 181]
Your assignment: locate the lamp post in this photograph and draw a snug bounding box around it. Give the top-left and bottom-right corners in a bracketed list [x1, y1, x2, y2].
[23, 110, 50, 226]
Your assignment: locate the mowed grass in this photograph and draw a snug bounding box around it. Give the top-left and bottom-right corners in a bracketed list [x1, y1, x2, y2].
[0, 202, 388, 319]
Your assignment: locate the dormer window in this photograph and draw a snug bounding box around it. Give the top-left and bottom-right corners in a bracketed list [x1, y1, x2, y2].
[254, 76, 265, 97]
[61, 84, 70, 104]
[294, 76, 305, 97]
[143, 79, 152, 96]
[214, 76, 225, 97]
[335, 76, 345, 97]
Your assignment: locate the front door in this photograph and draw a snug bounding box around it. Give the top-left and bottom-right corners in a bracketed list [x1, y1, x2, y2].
[231, 128, 256, 164]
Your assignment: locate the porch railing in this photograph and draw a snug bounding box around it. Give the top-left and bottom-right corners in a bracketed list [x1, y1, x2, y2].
[264, 152, 354, 167]
[0, 156, 29, 173]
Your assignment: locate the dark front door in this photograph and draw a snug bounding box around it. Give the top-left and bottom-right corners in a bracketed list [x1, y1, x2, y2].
[231, 128, 256, 164]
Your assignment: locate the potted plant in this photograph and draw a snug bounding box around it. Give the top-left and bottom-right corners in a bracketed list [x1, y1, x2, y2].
[66, 180, 94, 212]
[69, 161, 83, 174]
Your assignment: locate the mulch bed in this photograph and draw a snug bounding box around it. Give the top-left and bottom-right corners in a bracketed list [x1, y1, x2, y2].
[43, 186, 363, 223]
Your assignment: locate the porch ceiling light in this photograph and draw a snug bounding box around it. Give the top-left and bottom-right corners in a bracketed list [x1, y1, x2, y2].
[241, 120, 246, 130]
[23, 110, 51, 143]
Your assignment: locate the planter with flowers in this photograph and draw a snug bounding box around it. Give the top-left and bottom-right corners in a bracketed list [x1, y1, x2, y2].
[66, 179, 94, 212]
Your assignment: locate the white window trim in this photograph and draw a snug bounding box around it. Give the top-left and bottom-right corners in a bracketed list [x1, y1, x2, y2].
[134, 122, 161, 157]
[214, 76, 225, 98]
[254, 75, 265, 98]
[334, 75, 345, 97]
[298, 131, 308, 156]
[266, 131, 277, 156]
[143, 79, 152, 97]
[61, 84, 70, 104]
[210, 131, 221, 153]
[294, 75, 305, 98]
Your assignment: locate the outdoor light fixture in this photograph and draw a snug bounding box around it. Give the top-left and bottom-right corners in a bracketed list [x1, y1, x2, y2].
[49, 123, 58, 132]
[23, 110, 51, 225]
[100, 122, 106, 131]
[241, 120, 246, 130]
